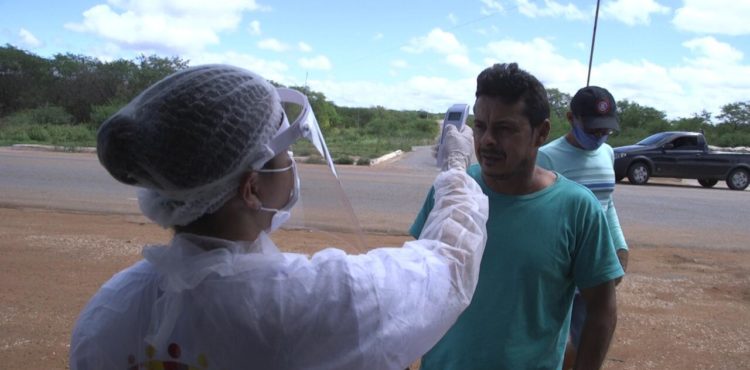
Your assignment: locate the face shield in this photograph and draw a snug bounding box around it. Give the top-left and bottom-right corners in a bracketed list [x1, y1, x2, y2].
[262, 88, 368, 254]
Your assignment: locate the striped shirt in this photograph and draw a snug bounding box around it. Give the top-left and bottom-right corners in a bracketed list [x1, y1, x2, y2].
[537, 136, 628, 250]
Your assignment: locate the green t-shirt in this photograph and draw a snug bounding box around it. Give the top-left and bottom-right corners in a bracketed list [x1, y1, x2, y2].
[410, 164, 624, 370]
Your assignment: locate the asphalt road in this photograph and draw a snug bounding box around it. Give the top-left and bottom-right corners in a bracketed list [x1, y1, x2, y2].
[1, 146, 748, 250]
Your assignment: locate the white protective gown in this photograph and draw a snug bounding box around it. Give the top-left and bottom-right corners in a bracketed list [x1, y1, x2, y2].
[69, 169, 488, 370]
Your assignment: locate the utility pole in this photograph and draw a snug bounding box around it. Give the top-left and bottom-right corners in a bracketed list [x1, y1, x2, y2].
[587, 0, 601, 87]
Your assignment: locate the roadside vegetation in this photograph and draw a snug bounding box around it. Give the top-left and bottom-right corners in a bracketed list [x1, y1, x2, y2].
[1, 44, 749, 161]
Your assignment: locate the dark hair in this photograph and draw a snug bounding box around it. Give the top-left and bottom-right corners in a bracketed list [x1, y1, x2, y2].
[475, 63, 550, 128]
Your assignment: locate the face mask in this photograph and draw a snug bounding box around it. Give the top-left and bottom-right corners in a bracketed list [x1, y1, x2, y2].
[257, 160, 300, 233]
[572, 124, 608, 150]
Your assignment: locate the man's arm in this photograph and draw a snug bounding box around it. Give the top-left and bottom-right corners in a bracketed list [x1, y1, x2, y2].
[574, 280, 618, 370]
[605, 198, 629, 284]
[617, 249, 629, 274]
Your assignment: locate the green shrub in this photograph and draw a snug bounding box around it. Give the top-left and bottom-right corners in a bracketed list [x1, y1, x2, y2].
[0, 123, 96, 146]
[27, 126, 50, 141]
[2, 106, 74, 126]
[710, 132, 750, 148]
[291, 141, 314, 157]
[88, 101, 126, 129]
[356, 157, 371, 166]
[46, 125, 96, 146]
[34, 106, 74, 125]
[1, 111, 32, 126]
[0, 125, 30, 143]
[334, 156, 354, 165]
[305, 154, 326, 164]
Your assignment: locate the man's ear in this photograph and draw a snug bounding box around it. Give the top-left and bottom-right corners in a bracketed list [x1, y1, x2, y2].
[566, 111, 574, 125]
[535, 119, 551, 147]
[239, 172, 262, 210]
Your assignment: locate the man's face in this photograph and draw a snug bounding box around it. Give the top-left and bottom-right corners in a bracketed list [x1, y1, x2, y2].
[473, 96, 547, 182]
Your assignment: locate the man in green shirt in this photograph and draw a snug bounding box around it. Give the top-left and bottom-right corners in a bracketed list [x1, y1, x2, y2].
[411, 63, 623, 370]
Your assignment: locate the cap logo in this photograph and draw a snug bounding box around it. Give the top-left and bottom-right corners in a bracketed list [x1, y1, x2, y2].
[596, 99, 610, 114]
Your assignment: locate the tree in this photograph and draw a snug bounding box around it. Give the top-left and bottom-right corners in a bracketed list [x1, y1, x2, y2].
[617, 99, 669, 133]
[547, 88, 571, 119]
[0, 44, 51, 115]
[291, 85, 339, 132]
[133, 54, 189, 94]
[97, 59, 139, 101]
[717, 101, 750, 131]
[671, 110, 711, 132]
[48, 53, 103, 122]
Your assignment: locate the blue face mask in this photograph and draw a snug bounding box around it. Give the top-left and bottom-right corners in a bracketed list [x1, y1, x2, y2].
[572, 124, 608, 150]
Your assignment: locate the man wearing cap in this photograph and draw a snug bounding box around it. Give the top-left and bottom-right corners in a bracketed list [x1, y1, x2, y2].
[537, 86, 629, 368]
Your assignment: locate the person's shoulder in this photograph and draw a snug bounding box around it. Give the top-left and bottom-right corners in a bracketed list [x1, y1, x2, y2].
[539, 136, 567, 153]
[100, 259, 158, 291]
[74, 260, 157, 330]
[553, 175, 599, 203]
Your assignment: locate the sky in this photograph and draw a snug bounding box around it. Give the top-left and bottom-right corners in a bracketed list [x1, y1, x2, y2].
[1, 0, 749, 119]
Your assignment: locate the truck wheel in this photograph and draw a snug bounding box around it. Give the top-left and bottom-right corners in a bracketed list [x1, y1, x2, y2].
[698, 178, 718, 188]
[627, 162, 650, 185]
[726, 168, 749, 190]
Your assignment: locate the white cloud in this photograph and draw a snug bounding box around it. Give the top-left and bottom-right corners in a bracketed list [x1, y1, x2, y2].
[402, 28, 478, 75]
[682, 37, 743, 66]
[476, 25, 500, 36]
[602, 0, 670, 26]
[65, 0, 266, 53]
[18, 28, 42, 48]
[248, 20, 261, 35]
[669, 38, 750, 116]
[515, 0, 586, 21]
[673, 0, 750, 36]
[373, 33, 384, 41]
[594, 59, 684, 110]
[304, 33, 750, 117]
[482, 37, 588, 89]
[187, 51, 290, 85]
[298, 55, 332, 70]
[391, 59, 408, 69]
[445, 54, 482, 75]
[258, 38, 289, 52]
[447, 13, 458, 25]
[480, 0, 504, 15]
[479, 36, 750, 119]
[310, 76, 476, 112]
[402, 28, 466, 55]
[298, 42, 312, 52]
[88, 42, 123, 62]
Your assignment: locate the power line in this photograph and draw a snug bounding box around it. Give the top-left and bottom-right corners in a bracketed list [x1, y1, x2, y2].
[586, 0, 601, 87]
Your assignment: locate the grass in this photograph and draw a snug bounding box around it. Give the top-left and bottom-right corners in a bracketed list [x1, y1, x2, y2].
[0, 124, 96, 147]
[0, 123, 436, 163]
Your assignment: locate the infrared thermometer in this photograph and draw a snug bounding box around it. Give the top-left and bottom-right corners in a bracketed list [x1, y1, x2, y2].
[436, 104, 470, 168]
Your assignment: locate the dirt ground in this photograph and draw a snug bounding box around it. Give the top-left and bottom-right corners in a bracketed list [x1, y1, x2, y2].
[1, 207, 748, 369]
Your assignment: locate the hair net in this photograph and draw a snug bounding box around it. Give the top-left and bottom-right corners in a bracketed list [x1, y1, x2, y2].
[97, 64, 283, 227]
